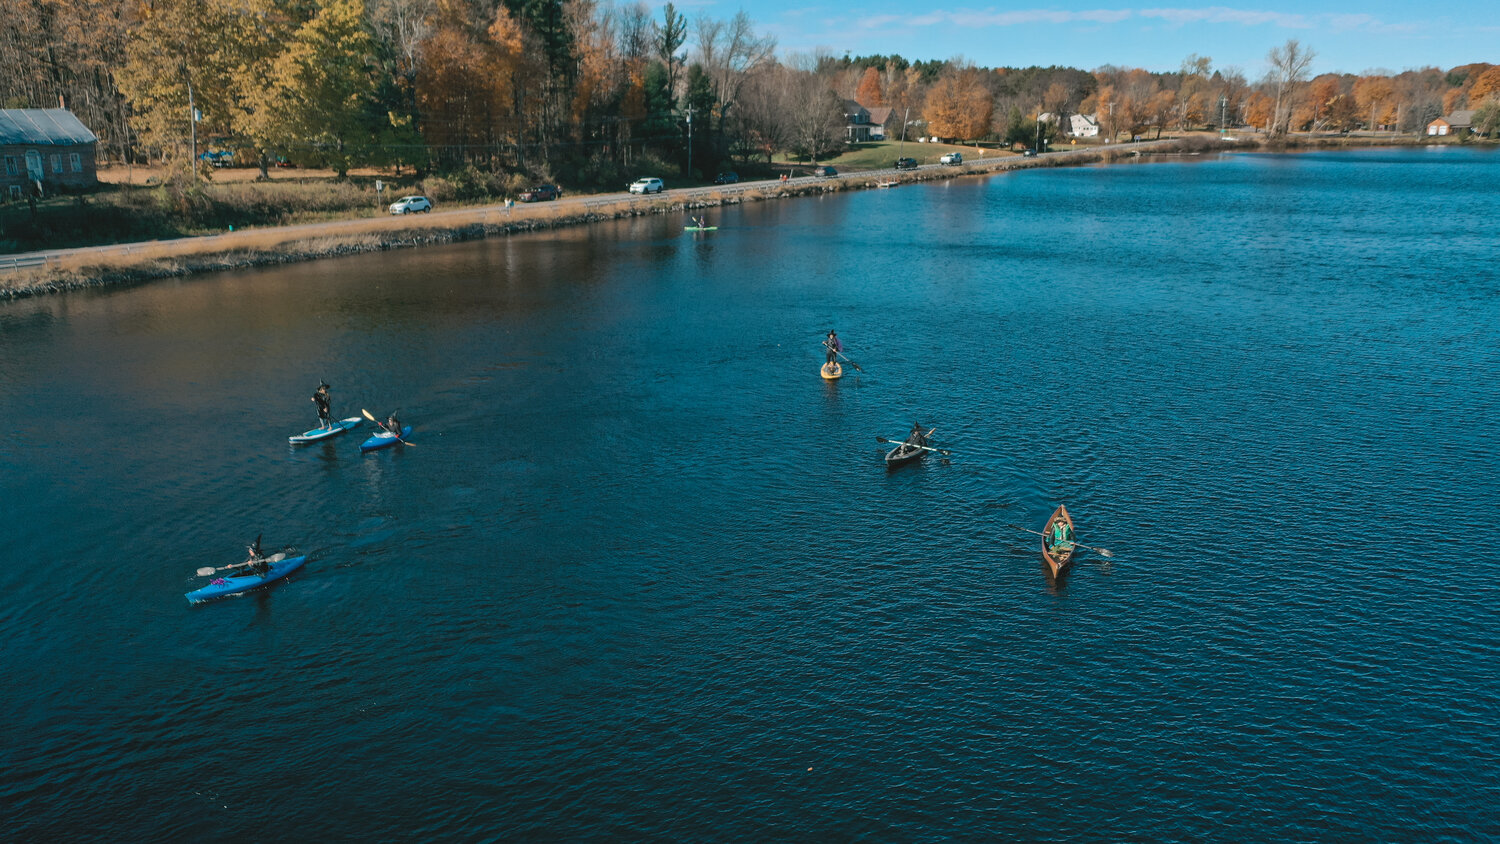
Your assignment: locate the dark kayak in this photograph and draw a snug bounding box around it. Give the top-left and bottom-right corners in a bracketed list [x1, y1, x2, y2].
[360, 425, 412, 453]
[186, 554, 308, 605]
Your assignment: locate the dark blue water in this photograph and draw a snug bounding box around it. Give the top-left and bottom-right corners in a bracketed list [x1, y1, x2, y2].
[3, 147, 1498, 841]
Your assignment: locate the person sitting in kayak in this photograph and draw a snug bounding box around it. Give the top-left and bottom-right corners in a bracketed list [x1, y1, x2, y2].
[312, 382, 332, 429]
[381, 413, 403, 438]
[904, 422, 927, 451]
[824, 330, 842, 365]
[245, 535, 270, 576]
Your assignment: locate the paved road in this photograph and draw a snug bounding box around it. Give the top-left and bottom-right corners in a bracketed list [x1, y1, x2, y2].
[0, 141, 1169, 271]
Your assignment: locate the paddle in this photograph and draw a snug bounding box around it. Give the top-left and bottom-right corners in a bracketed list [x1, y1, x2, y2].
[361, 408, 415, 446]
[875, 435, 950, 456]
[1007, 524, 1114, 558]
[822, 342, 864, 372]
[196, 552, 287, 577]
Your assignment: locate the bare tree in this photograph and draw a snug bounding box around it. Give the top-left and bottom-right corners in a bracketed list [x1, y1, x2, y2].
[1266, 39, 1316, 136]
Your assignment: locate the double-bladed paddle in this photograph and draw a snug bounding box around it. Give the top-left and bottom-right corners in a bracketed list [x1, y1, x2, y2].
[362, 408, 415, 446]
[1007, 524, 1114, 558]
[196, 552, 287, 577]
[875, 435, 950, 456]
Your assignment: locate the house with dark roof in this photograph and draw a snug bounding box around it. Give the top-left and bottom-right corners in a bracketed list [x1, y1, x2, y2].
[1426, 110, 1475, 136]
[0, 109, 99, 201]
[844, 100, 874, 142]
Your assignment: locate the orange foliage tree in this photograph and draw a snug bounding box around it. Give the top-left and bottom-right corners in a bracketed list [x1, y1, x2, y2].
[855, 66, 884, 106]
[1353, 75, 1395, 129]
[1245, 92, 1273, 131]
[1470, 66, 1500, 103]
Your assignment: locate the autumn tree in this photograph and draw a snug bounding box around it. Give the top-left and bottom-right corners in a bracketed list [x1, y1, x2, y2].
[782, 67, 845, 161]
[118, 0, 256, 165]
[1265, 39, 1315, 135]
[1353, 75, 1396, 130]
[691, 10, 775, 168]
[1473, 98, 1500, 136]
[923, 68, 992, 142]
[855, 67, 883, 106]
[1470, 66, 1500, 103]
[241, 0, 384, 177]
[1245, 91, 1273, 131]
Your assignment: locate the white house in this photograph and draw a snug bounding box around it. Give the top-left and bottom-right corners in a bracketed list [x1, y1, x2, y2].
[1069, 113, 1099, 137]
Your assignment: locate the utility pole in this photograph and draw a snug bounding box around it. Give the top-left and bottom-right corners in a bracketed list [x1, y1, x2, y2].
[899, 107, 909, 154]
[186, 69, 198, 183]
[686, 107, 693, 181]
[1220, 95, 1228, 135]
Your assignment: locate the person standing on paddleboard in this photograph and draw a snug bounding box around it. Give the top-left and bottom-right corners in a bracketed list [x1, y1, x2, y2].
[824, 330, 842, 365]
[312, 382, 332, 429]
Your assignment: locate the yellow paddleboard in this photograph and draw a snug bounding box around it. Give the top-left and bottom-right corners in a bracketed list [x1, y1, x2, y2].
[820, 362, 842, 380]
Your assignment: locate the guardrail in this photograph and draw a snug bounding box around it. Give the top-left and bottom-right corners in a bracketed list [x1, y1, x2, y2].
[0, 254, 48, 270]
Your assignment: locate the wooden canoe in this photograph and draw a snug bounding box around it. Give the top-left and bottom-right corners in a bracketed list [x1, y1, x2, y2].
[820, 362, 842, 380]
[1041, 504, 1076, 578]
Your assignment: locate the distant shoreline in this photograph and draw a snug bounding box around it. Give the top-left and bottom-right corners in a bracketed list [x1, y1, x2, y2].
[0, 135, 1473, 301]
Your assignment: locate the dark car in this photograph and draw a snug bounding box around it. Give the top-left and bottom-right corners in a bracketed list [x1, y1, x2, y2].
[1022, 149, 1037, 157]
[520, 184, 561, 202]
[894, 157, 918, 170]
[713, 171, 739, 184]
[811, 166, 838, 177]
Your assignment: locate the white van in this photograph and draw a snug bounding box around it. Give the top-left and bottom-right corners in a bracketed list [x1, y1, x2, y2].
[629, 177, 664, 194]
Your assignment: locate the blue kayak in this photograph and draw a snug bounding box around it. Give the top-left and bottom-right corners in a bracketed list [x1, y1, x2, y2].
[360, 425, 412, 453]
[186, 554, 308, 605]
[289, 417, 362, 444]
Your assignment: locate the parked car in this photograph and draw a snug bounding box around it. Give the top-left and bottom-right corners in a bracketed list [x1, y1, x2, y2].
[713, 171, 739, 184]
[198, 150, 233, 168]
[894, 157, 918, 170]
[273, 156, 295, 168]
[520, 184, 561, 202]
[811, 165, 838, 177]
[389, 195, 433, 215]
[1022, 149, 1037, 157]
[940, 152, 963, 165]
[629, 177, 664, 194]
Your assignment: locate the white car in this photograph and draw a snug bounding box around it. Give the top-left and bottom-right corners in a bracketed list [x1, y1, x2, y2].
[940, 152, 963, 165]
[389, 195, 432, 214]
[628, 177, 664, 195]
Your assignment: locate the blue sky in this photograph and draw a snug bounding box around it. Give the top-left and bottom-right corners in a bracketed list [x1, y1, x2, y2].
[703, 1, 1498, 77]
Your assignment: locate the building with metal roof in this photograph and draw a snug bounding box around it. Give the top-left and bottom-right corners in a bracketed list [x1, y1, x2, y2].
[1, 109, 100, 200]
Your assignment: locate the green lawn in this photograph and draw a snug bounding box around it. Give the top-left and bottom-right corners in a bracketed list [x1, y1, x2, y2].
[776, 139, 1017, 171]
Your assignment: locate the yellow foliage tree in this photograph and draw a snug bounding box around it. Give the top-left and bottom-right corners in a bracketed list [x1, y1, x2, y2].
[922, 69, 992, 142]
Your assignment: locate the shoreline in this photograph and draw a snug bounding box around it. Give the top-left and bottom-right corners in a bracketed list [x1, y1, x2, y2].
[0, 134, 1463, 301]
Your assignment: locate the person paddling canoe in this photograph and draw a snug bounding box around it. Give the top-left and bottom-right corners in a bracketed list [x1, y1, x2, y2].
[311, 382, 332, 429]
[824, 330, 842, 365]
[904, 422, 927, 450]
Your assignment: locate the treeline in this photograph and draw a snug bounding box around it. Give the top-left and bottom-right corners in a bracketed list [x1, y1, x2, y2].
[2, 1, 1497, 191]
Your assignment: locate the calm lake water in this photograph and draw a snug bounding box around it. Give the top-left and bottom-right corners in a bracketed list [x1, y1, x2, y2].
[3, 147, 1498, 841]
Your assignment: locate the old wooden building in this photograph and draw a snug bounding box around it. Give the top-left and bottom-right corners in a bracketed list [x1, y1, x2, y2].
[0, 108, 98, 201]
